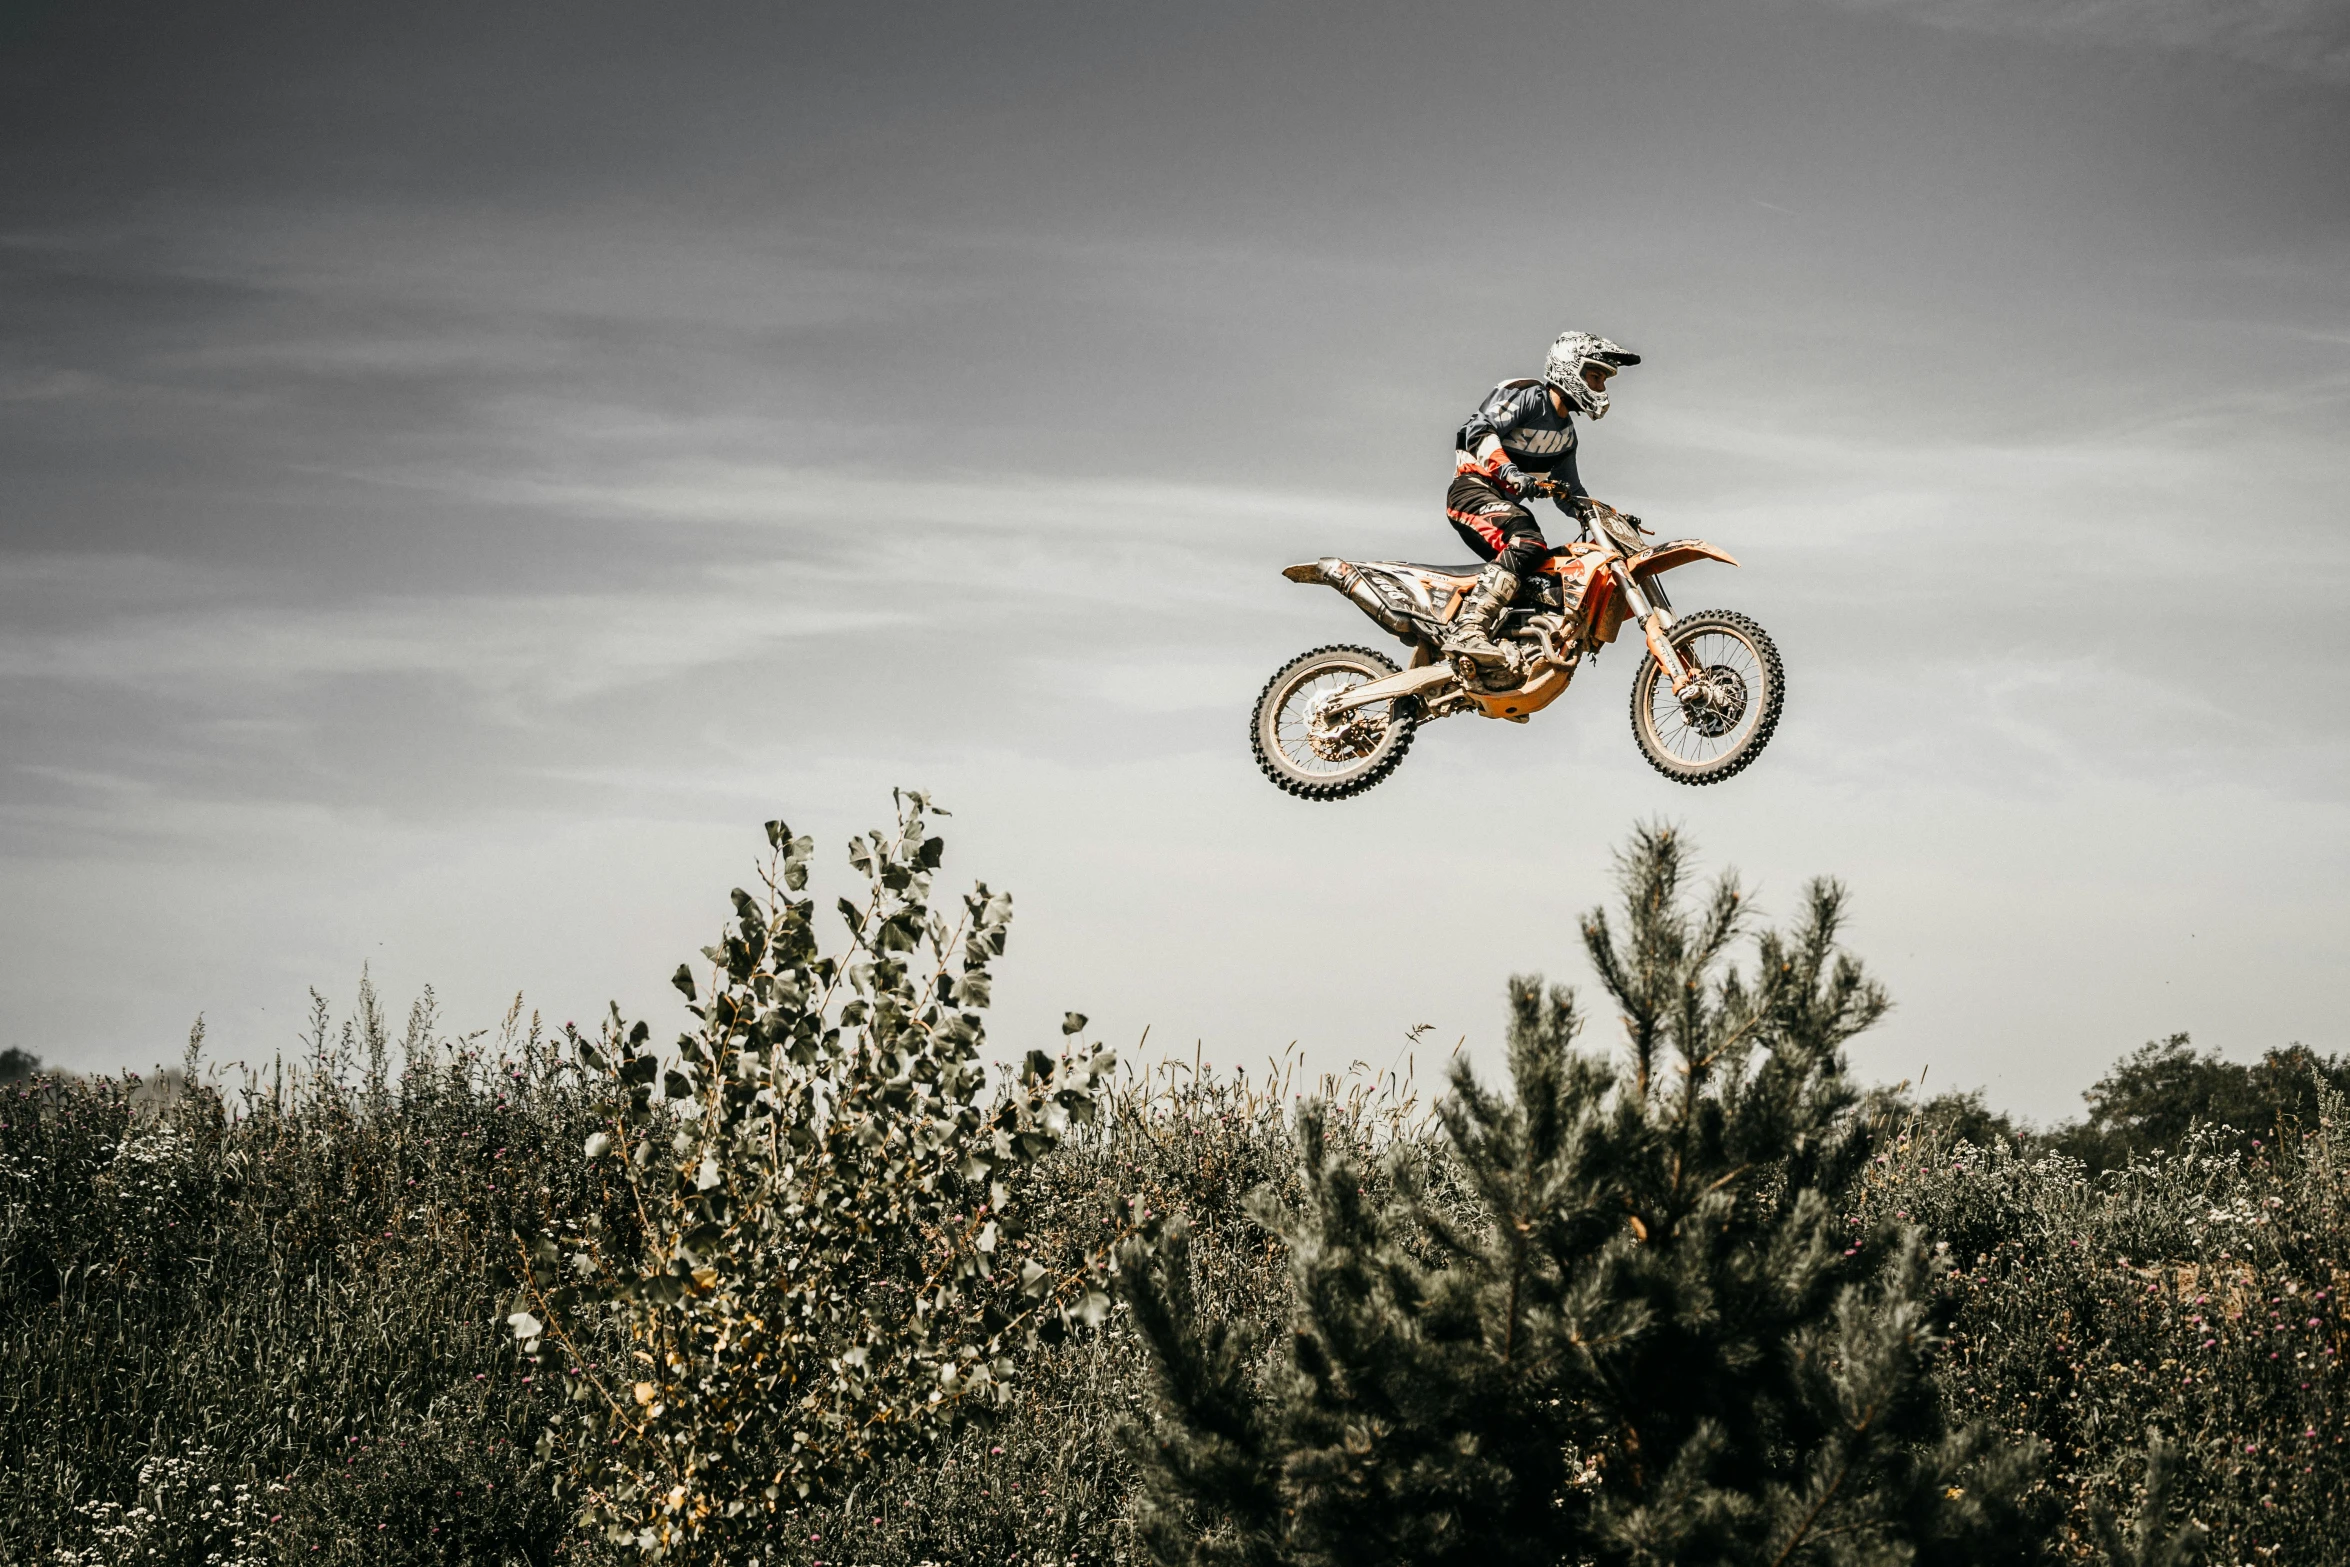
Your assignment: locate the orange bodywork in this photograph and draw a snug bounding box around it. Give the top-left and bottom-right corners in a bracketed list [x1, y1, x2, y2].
[1284, 522, 1737, 722]
[1465, 663, 1572, 722]
[1546, 536, 1737, 649]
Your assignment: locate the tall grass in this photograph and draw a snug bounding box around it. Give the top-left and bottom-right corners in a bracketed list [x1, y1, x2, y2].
[2, 989, 619, 1564]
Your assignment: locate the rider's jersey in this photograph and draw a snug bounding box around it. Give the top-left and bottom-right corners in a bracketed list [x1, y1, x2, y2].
[1454, 379, 1587, 511]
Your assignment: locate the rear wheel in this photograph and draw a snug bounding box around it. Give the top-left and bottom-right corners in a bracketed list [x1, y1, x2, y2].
[1629, 610, 1783, 785]
[1251, 644, 1417, 801]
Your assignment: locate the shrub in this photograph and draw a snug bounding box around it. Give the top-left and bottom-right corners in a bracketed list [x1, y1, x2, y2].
[503, 792, 1123, 1560]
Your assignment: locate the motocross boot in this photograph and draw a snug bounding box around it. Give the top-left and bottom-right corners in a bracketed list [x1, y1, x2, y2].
[1442, 563, 1522, 672]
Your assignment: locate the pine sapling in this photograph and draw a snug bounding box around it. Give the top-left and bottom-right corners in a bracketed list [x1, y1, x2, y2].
[1124, 824, 2058, 1567]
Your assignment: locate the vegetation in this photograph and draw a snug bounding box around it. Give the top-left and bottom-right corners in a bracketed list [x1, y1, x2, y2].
[2, 805, 2341, 1563]
[3, 992, 605, 1565]
[1856, 1096, 2350, 1562]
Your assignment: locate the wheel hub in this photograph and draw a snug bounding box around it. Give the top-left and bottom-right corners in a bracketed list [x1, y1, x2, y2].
[1678, 666, 1749, 738]
[1304, 689, 1385, 761]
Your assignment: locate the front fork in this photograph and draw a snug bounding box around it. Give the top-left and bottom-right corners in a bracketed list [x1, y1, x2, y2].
[1610, 563, 1697, 693]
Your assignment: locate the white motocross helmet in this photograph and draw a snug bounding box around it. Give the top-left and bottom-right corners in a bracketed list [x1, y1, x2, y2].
[1542, 330, 1641, 419]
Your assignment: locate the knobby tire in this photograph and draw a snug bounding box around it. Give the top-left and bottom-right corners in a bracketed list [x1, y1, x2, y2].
[1251, 644, 1418, 802]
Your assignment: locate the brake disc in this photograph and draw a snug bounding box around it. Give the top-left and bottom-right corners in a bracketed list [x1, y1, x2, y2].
[1680, 667, 1749, 738]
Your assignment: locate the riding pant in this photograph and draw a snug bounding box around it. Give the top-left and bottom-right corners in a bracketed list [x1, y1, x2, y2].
[1446, 473, 1552, 576]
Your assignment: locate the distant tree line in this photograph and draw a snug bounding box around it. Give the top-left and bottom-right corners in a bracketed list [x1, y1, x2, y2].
[1906, 1034, 2350, 1174]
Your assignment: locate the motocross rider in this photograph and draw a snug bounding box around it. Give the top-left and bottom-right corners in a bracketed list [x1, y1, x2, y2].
[1442, 330, 1640, 668]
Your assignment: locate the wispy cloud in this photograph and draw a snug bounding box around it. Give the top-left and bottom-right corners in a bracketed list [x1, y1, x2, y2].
[1826, 0, 2350, 81]
[0, 558, 898, 703]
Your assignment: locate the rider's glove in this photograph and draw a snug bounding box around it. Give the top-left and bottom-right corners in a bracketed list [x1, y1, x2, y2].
[1497, 465, 1544, 499]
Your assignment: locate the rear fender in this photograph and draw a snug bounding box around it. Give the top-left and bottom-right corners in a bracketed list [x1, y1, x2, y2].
[1282, 558, 1420, 644]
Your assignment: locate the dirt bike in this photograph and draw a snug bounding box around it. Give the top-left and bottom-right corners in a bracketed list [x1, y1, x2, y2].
[1249, 493, 1783, 800]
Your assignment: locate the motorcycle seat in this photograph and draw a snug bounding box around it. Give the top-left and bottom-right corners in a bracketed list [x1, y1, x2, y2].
[1384, 561, 1488, 581]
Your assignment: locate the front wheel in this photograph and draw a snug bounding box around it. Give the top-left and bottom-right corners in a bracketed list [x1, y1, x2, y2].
[1251, 644, 1418, 801]
[1629, 610, 1784, 785]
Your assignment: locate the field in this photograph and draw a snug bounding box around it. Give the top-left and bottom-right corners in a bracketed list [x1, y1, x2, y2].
[6, 972, 2346, 1564]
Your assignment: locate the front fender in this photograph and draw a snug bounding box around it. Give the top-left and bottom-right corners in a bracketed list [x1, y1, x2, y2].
[1627, 539, 1738, 576]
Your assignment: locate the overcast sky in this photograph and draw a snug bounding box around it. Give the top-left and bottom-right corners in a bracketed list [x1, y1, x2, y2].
[3, 0, 2345, 1119]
